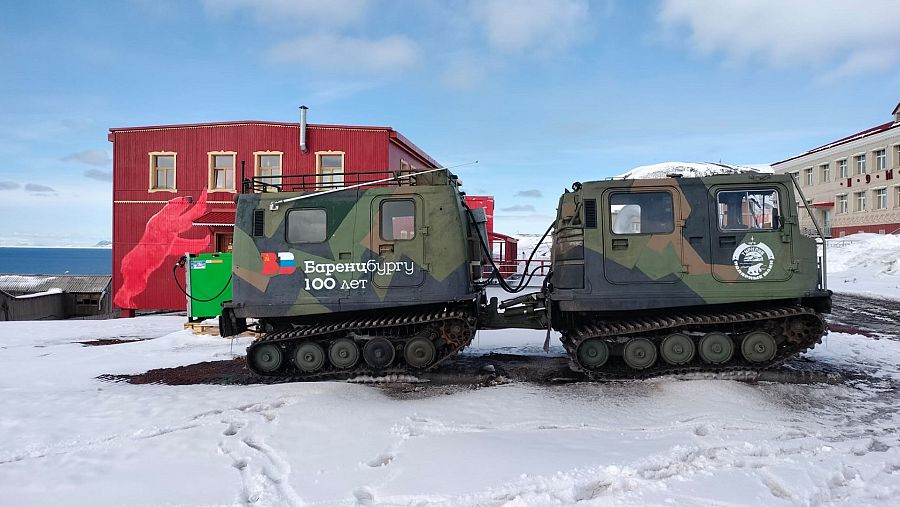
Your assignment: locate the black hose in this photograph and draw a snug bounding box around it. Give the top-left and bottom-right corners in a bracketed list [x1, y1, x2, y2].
[463, 201, 554, 294]
[173, 261, 233, 303]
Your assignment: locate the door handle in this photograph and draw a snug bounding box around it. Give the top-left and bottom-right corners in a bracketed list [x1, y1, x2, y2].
[379, 244, 394, 255]
[611, 238, 629, 250]
[719, 236, 736, 247]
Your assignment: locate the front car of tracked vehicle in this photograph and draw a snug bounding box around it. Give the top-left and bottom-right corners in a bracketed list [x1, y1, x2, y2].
[547, 172, 832, 377]
[220, 171, 481, 338]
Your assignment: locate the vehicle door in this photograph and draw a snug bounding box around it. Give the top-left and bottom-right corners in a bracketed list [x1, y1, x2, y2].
[602, 187, 684, 284]
[370, 194, 426, 288]
[709, 185, 794, 282]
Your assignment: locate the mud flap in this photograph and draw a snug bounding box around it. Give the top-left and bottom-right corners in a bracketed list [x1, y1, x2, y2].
[219, 308, 247, 337]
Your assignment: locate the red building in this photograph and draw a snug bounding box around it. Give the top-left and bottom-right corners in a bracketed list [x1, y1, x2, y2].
[109, 112, 442, 316]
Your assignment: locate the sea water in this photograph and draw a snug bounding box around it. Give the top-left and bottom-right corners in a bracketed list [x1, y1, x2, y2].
[0, 247, 112, 275]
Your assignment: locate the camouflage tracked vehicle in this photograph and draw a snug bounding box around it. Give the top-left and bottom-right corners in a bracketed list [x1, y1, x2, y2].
[485, 172, 832, 378]
[220, 169, 485, 379]
[221, 168, 831, 380]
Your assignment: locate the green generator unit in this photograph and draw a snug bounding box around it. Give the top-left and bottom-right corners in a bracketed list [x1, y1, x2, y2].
[185, 252, 232, 321]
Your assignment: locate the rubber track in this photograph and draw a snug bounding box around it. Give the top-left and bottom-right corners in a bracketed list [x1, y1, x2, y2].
[563, 305, 826, 380]
[246, 307, 476, 382]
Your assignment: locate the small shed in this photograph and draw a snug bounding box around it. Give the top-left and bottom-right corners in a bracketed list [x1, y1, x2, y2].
[0, 275, 113, 320]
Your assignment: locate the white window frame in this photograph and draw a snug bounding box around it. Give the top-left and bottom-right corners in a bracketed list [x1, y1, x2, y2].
[895, 185, 900, 209]
[855, 191, 866, 212]
[837, 194, 848, 214]
[149, 152, 177, 193]
[873, 187, 887, 210]
[316, 151, 345, 190]
[894, 145, 900, 169]
[855, 153, 867, 175]
[838, 158, 848, 178]
[874, 148, 887, 172]
[820, 163, 830, 183]
[804, 167, 814, 186]
[208, 151, 237, 192]
[254, 151, 283, 192]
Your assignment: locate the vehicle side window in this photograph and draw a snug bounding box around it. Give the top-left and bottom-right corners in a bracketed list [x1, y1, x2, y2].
[286, 209, 327, 243]
[609, 191, 674, 235]
[717, 190, 780, 231]
[381, 200, 416, 240]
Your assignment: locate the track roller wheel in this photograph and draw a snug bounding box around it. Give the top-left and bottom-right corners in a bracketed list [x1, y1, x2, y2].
[328, 338, 360, 369]
[660, 333, 695, 365]
[699, 332, 733, 364]
[250, 343, 283, 373]
[294, 342, 325, 373]
[623, 338, 657, 370]
[741, 331, 777, 363]
[577, 339, 609, 369]
[363, 337, 395, 369]
[404, 337, 436, 368]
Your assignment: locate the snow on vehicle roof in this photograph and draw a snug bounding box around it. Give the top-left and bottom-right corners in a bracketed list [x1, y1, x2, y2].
[615, 162, 774, 180]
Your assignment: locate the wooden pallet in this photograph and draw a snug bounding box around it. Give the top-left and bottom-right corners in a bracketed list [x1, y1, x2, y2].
[184, 321, 258, 337]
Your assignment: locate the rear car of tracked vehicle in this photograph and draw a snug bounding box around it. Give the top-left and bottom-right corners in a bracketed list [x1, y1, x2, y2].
[544, 172, 831, 377]
[220, 169, 486, 379]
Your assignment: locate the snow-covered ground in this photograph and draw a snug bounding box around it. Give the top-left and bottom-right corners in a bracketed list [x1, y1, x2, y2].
[2, 307, 899, 506]
[826, 233, 900, 300]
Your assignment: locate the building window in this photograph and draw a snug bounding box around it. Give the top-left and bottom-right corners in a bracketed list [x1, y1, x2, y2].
[894, 145, 900, 168]
[838, 159, 848, 178]
[716, 189, 779, 231]
[255, 152, 282, 191]
[380, 200, 416, 240]
[316, 152, 344, 189]
[150, 153, 176, 191]
[610, 191, 675, 234]
[789, 171, 800, 183]
[895, 186, 900, 208]
[837, 194, 848, 214]
[208, 153, 236, 191]
[874, 149, 886, 171]
[855, 191, 866, 212]
[399, 159, 414, 185]
[287, 209, 327, 243]
[874, 188, 887, 209]
[820, 163, 830, 182]
[804, 167, 814, 186]
[855, 154, 866, 175]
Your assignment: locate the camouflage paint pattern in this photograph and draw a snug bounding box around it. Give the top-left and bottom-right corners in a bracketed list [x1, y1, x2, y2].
[228, 173, 478, 320]
[550, 173, 825, 313]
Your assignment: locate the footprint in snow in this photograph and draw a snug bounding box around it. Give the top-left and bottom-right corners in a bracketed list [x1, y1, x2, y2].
[366, 453, 395, 468]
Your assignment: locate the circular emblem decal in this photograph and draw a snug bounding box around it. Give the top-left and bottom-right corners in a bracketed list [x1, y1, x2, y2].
[732, 238, 775, 280]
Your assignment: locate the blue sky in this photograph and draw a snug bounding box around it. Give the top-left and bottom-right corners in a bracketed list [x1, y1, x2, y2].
[2, 0, 900, 245]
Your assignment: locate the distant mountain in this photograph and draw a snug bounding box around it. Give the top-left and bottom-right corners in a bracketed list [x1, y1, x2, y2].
[616, 162, 774, 180]
[94, 240, 112, 248]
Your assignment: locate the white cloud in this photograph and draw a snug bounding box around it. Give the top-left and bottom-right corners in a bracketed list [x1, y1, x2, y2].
[473, 0, 591, 54]
[204, 0, 368, 26]
[659, 0, 900, 74]
[267, 34, 420, 74]
[63, 149, 110, 166]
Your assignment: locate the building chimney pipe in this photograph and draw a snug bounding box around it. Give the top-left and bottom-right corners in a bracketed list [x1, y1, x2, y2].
[299, 105, 309, 153]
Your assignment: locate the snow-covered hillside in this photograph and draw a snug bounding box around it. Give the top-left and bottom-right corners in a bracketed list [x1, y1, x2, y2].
[616, 161, 773, 180]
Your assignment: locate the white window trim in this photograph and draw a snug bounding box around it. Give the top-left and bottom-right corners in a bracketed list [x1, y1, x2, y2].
[873, 187, 888, 209]
[316, 150, 345, 189]
[894, 184, 900, 208]
[854, 191, 866, 212]
[873, 147, 888, 171]
[148, 151, 177, 193]
[253, 151, 283, 192]
[837, 158, 848, 178]
[207, 151, 237, 193]
[836, 193, 848, 214]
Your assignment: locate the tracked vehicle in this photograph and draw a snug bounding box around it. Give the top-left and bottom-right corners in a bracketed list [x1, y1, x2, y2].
[221, 168, 831, 380]
[486, 173, 831, 378]
[220, 170, 485, 379]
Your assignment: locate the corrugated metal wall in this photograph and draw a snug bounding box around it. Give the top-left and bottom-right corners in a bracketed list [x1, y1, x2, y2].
[110, 122, 412, 312]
